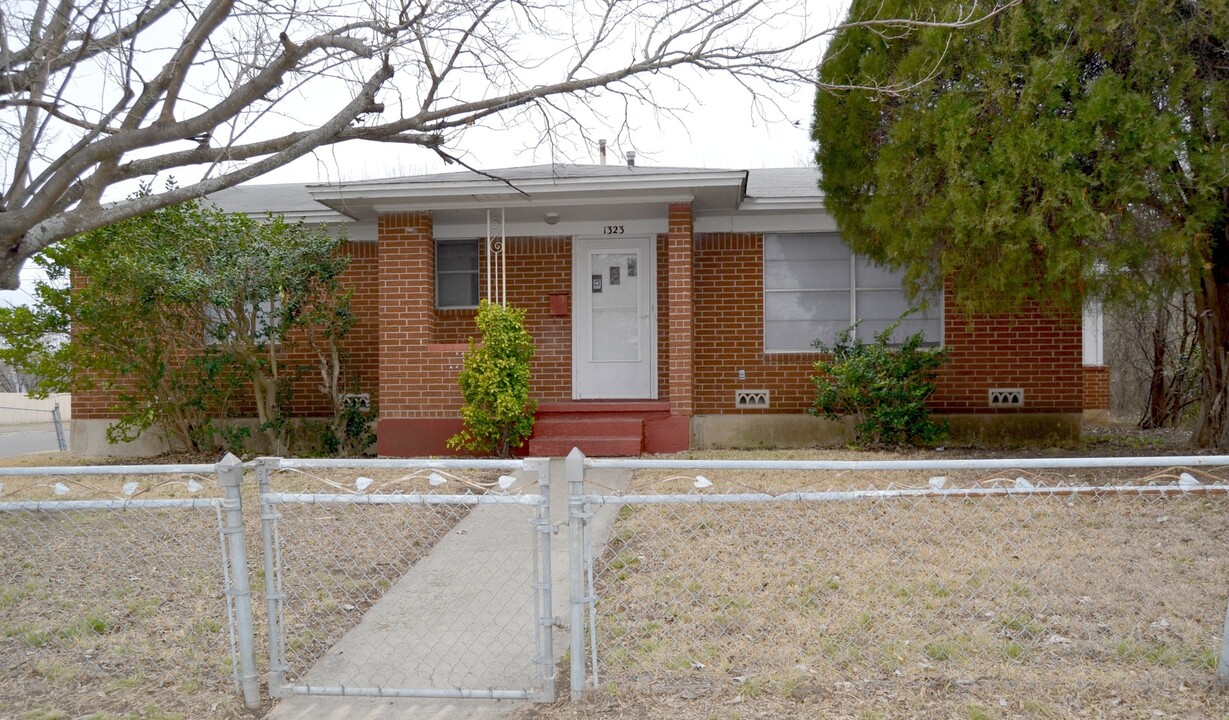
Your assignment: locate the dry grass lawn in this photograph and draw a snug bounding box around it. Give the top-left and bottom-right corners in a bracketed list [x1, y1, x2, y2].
[0, 458, 485, 720]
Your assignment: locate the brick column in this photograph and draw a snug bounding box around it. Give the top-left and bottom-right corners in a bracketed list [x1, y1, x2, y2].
[377, 212, 438, 455]
[1082, 364, 1110, 425]
[667, 203, 694, 419]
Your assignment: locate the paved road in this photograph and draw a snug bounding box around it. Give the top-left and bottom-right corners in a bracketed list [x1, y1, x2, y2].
[0, 423, 68, 458]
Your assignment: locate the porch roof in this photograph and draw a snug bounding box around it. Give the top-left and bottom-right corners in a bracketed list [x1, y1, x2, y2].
[207, 165, 823, 224]
[307, 164, 752, 220]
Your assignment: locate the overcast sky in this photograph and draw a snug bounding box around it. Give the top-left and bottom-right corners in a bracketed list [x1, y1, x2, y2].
[253, 0, 853, 185]
[1, 0, 852, 307]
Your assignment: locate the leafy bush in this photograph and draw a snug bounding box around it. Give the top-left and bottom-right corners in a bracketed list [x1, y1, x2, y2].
[448, 301, 537, 457]
[321, 395, 378, 456]
[810, 320, 948, 447]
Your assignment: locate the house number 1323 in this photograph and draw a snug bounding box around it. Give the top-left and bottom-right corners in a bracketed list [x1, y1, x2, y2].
[603, 225, 625, 235]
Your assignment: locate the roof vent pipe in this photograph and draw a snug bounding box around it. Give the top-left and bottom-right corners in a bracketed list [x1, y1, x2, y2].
[626, 150, 635, 168]
[599, 139, 606, 165]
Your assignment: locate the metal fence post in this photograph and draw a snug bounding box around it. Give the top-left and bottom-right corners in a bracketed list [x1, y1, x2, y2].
[1220, 594, 1229, 686]
[51, 402, 66, 451]
[217, 453, 261, 710]
[256, 457, 288, 697]
[527, 457, 556, 702]
[566, 447, 587, 700]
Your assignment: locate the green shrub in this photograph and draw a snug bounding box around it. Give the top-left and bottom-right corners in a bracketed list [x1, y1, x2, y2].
[810, 319, 947, 447]
[447, 301, 536, 457]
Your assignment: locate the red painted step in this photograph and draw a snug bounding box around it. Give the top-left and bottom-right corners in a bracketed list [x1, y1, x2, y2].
[527, 436, 643, 457]
[532, 416, 643, 438]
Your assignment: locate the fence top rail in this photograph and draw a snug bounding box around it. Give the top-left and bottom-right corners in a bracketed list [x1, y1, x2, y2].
[0, 498, 222, 511]
[265, 457, 535, 471]
[583, 455, 1229, 472]
[0, 463, 219, 477]
[586, 483, 1229, 505]
[263, 491, 541, 506]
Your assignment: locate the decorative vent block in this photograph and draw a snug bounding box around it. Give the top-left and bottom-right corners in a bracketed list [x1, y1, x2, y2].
[735, 390, 770, 409]
[341, 393, 371, 410]
[988, 388, 1025, 408]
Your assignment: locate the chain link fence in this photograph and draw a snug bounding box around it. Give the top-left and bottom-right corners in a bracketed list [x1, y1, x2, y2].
[256, 457, 555, 701]
[0, 461, 249, 720]
[6, 451, 1229, 718]
[568, 454, 1229, 717]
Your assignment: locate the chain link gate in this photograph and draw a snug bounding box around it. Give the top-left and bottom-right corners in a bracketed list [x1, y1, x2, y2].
[256, 457, 556, 701]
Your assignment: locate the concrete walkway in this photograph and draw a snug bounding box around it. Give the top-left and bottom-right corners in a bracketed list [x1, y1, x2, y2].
[266, 459, 630, 720]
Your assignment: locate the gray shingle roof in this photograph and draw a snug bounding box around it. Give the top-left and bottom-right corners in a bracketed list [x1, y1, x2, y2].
[207, 182, 323, 215]
[745, 167, 821, 199]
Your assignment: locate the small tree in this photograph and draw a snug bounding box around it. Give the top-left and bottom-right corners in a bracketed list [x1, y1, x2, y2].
[810, 320, 947, 448]
[448, 301, 536, 458]
[0, 192, 357, 455]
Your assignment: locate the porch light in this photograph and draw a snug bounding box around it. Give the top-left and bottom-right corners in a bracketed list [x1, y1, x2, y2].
[544, 212, 560, 225]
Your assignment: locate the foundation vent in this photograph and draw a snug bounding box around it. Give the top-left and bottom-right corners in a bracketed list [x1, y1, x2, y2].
[988, 388, 1024, 408]
[735, 390, 770, 409]
[341, 393, 371, 410]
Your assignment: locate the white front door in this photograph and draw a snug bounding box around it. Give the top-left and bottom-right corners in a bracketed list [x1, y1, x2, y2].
[573, 236, 657, 399]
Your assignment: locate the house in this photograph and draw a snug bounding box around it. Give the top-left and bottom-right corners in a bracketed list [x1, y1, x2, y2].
[71, 163, 1109, 456]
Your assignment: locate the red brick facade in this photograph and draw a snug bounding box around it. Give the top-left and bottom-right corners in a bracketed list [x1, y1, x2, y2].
[1083, 364, 1111, 412]
[692, 233, 1085, 416]
[78, 200, 1095, 454]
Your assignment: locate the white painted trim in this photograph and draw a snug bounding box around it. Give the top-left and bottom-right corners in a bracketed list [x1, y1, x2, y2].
[310, 171, 746, 200]
[371, 193, 698, 213]
[1083, 299, 1105, 365]
[695, 212, 838, 234]
[433, 217, 669, 240]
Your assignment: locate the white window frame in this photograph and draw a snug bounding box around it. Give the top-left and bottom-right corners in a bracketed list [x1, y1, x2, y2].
[436, 238, 481, 309]
[205, 298, 279, 346]
[763, 233, 943, 353]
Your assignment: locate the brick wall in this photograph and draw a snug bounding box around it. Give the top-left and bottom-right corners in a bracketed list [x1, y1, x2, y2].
[930, 294, 1083, 413]
[1083, 364, 1110, 411]
[692, 233, 1085, 415]
[416, 236, 575, 403]
[694, 233, 816, 414]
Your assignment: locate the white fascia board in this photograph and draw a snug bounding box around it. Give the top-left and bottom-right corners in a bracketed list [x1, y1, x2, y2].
[235, 209, 350, 223]
[739, 197, 826, 212]
[371, 193, 698, 214]
[695, 209, 837, 234]
[309, 171, 746, 212]
[311, 170, 744, 199]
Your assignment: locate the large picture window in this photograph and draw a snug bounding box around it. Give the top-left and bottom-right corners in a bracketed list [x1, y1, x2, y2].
[764, 233, 940, 351]
[437, 239, 480, 309]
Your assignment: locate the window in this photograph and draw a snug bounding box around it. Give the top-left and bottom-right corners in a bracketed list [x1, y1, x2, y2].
[763, 233, 940, 351]
[205, 298, 279, 345]
[437, 239, 480, 308]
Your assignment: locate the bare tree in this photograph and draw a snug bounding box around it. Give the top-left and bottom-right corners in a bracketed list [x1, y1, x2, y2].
[0, 360, 36, 393]
[1106, 290, 1200, 429]
[0, 0, 1021, 289]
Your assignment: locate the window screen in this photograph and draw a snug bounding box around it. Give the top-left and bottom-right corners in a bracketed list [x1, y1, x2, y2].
[437, 240, 480, 308]
[763, 234, 940, 351]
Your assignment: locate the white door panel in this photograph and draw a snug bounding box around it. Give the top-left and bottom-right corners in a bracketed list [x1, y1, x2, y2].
[573, 237, 656, 399]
